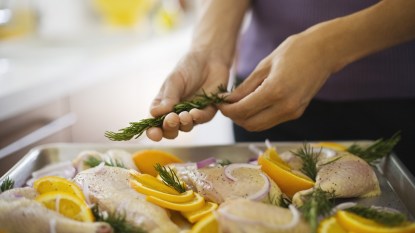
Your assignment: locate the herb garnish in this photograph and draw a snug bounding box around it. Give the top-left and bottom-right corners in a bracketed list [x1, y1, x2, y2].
[346, 205, 406, 227]
[91, 204, 146, 233]
[346, 131, 401, 164]
[218, 159, 232, 167]
[299, 187, 336, 233]
[84, 156, 126, 168]
[0, 176, 14, 192]
[154, 163, 186, 193]
[104, 86, 228, 141]
[292, 143, 319, 181]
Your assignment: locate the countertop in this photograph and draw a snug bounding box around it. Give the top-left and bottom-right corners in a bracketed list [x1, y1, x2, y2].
[0, 27, 192, 121]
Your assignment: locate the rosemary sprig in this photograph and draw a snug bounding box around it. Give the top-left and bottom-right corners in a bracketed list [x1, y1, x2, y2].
[91, 204, 146, 233]
[105, 85, 228, 141]
[346, 205, 407, 227]
[299, 187, 336, 233]
[154, 163, 186, 193]
[217, 159, 232, 167]
[292, 143, 319, 181]
[346, 131, 401, 164]
[84, 156, 126, 168]
[0, 176, 14, 192]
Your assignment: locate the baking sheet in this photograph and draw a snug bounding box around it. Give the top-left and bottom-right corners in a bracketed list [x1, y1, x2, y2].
[1, 141, 414, 220]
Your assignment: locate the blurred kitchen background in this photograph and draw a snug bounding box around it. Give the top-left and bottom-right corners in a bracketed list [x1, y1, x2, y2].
[0, 0, 234, 175]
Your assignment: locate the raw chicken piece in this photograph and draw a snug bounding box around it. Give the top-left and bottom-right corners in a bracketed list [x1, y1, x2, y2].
[174, 164, 283, 205]
[216, 198, 310, 233]
[0, 188, 112, 233]
[293, 152, 380, 206]
[73, 149, 138, 172]
[73, 166, 181, 233]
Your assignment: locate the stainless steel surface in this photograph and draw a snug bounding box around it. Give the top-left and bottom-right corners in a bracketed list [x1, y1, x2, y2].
[1, 141, 414, 220]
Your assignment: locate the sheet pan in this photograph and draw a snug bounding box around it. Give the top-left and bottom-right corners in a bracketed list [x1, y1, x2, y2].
[1, 141, 414, 220]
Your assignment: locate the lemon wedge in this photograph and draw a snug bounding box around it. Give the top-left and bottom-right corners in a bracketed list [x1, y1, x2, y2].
[146, 192, 205, 212]
[129, 170, 179, 195]
[130, 179, 194, 203]
[35, 191, 94, 222]
[318, 216, 347, 233]
[258, 155, 314, 198]
[190, 213, 219, 233]
[181, 202, 218, 223]
[336, 210, 415, 233]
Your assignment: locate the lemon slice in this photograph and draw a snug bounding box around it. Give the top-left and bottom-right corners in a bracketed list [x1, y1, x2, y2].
[336, 210, 415, 233]
[181, 202, 218, 223]
[318, 216, 347, 233]
[130, 179, 194, 203]
[129, 170, 180, 195]
[146, 192, 205, 212]
[314, 142, 347, 151]
[190, 213, 219, 233]
[132, 149, 183, 176]
[258, 155, 314, 198]
[33, 176, 86, 201]
[36, 191, 94, 222]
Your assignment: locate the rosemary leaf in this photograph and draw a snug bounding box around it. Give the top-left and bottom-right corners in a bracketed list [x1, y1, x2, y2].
[105, 85, 228, 141]
[346, 131, 401, 164]
[346, 205, 406, 227]
[0, 176, 14, 192]
[292, 143, 319, 181]
[299, 187, 336, 233]
[154, 163, 186, 193]
[91, 204, 146, 233]
[84, 156, 126, 169]
[217, 159, 232, 167]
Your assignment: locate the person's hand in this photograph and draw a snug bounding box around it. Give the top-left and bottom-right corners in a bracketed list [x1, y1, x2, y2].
[146, 50, 230, 141]
[218, 32, 339, 132]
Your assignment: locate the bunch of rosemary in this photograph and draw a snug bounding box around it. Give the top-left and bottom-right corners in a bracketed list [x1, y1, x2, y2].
[105, 86, 228, 141]
[154, 163, 186, 193]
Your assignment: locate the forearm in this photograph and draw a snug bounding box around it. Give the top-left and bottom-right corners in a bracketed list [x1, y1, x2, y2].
[302, 0, 415, 72]
[190, 0, 250, 66]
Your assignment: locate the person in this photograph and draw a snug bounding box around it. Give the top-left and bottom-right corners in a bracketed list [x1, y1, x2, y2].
[145, 0, 415, 175]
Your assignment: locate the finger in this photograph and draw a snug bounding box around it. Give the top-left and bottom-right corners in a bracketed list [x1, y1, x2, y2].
[226, 59, 271, 103]
[162, 112, 180, 139]
[146, 127, 163, 142]
[150, 75, 184, 117]
[189, 105, 217, 124]
[179, 111, 194, 132]
[219, 81, 272, 121]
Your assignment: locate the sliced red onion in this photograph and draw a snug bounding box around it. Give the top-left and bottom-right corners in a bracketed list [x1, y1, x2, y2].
[196, 157, 217, 169]
[247, 174, 270, 201]
[218, 204, 300, 230]
[224, 163, 261, 181]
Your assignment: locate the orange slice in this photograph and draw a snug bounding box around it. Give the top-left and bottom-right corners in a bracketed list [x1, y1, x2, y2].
[33, 176, 86, 201]
[190, 213, 219, 233]
[258, 155, 314, 198]
[146, 192, 205, 212]
[130, 179, 194, 203]
[264, 147, 291, 171]
[336, 210, 415, 233]
[35, 191, 94, 222]
[318, 216, 347, 233]
[181, 202, 218, 223]
[129, 170, 179, 195]
[132, 149, 183, 176]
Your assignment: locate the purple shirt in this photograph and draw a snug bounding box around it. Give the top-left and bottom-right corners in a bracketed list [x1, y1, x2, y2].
[236, 0, 415, 101]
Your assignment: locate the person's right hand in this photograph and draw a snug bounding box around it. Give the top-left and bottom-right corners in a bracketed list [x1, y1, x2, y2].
[145, 50, 230, 141]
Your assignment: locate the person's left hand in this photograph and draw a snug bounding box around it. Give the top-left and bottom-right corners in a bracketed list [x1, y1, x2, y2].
[218, 32, 340, 131]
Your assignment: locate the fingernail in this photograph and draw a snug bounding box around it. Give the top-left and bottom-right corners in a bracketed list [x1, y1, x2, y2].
[167, 121, 178, 127]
